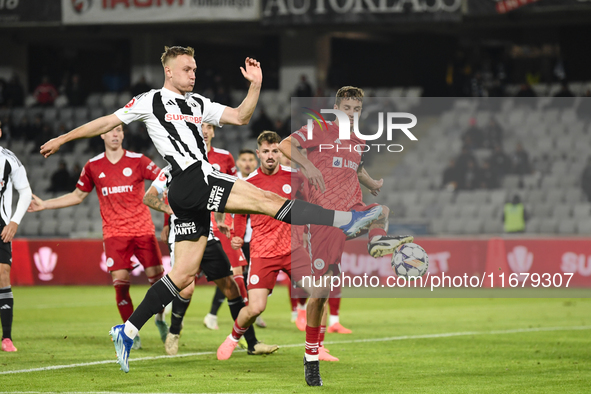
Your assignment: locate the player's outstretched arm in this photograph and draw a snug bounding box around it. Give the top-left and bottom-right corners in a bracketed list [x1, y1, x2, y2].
[143, 186, 173, 215]
[28, 189, 89, 212]
[357, 167, 383, 196]
[220, 58, 262, 126]
[40, 114, 123, 158]
[279, 136, 326, 193]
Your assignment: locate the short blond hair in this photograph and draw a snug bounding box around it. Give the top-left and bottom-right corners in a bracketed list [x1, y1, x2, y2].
[161, 46, 195, 66]
[335, 86, 364, 106]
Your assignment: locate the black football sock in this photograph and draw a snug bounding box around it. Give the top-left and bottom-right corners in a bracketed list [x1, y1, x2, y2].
[227, 296, 257, 350]
[210, 287, 226, 316]
[170, 295, 191, 335]
[275, 200, 335, 226]
[128, 275, 179, 331]
[0, 286, 13, 340]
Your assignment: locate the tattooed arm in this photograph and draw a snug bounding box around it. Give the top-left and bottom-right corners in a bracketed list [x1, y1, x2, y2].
[143, 186, 173, 215]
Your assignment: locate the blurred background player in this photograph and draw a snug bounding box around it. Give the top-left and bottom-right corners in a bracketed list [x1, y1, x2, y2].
[217, 131, 310, 362]
[144, 164, 277, 356]
[197, 123, 256, 331]
[0, 122, 32, 352]
[28, 125, 167, 349]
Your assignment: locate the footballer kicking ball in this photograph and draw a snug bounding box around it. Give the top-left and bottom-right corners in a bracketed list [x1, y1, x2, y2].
[392, 243, 429, 279]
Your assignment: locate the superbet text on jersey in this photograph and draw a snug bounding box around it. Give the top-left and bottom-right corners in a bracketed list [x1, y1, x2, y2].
[292, 121, 364, 211]
[77, 151, 160, 238]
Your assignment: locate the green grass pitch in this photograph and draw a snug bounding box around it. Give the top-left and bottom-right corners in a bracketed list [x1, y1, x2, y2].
[1, 285, 590, 393]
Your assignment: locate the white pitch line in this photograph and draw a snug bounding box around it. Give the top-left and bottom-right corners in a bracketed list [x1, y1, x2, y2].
[2, 325, 590, 375]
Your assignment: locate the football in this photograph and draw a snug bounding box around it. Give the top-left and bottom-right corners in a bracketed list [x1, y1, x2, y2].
[392, 243, 429, 278]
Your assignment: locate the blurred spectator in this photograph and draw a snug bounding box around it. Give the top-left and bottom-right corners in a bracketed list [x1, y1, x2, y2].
[479, 161, 499, 189]
[47, 160, 71, 193]
[490, 145, 511, 178]
[483, 118, 503, 149]
[582, 157, 591, 202]
[131, 76, 152, 97]
[458, 159, 480, 190]
[441, 159, 460, 190]
[250, 108, 274, 138]
[511, 143, 531, 175]
[5, 75, 25, 107]
[462, 118, 484, 149]
[34, 76, 58, 107]
[66, 74, 87, 106]
[515, 83, 536, 98]
[502, 194, 528, 233]
[295, 75, 313, 97]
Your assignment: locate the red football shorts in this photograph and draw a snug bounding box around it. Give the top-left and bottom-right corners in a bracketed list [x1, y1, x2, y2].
[103, 234, 162, 272]
[215, 228, 248, 268]
[309, 203, 378, 277]
[248, 247, 311, 292]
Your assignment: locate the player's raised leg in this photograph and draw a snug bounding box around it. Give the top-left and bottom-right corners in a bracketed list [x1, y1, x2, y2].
[224, 178, 382, 237]
[366, 205, 414, 257]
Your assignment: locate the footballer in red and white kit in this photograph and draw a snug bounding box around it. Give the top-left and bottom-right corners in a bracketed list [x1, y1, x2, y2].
[28, 126, 170, 348]
[217, 131, 309, 362]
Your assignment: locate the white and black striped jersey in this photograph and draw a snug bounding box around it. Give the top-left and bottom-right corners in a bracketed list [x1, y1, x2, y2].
[115, 87, 226, 180]
[0, 147, 31, 226]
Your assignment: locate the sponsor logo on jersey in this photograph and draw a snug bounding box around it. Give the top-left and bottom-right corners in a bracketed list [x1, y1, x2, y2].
[102, 185, 134, 196]
[99, 172, 106, 178]
[207, 185, 225, 211]
[333, 157, 343, 168]
[34, 247, 58, 281]
[165, 100, 175, 106]
[124, 97, 136, 109]
[165, 113, 202, 125]
[158, 172, 167, 181]
[123, 167, 132, 177]
[250, 274, 260, 285]
[174, 221, 197, 236]
[282, 184, 292, 194]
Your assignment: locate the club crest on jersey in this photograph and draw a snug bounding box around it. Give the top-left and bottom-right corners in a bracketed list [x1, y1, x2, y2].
[124, 98, 136, 109]
[313, 259, 325, 270]
[333, 157, 343, 168]
[250, 275, 260, 285]
[282, 184, 291, 194]
[212, 163, 221, 171]
[123, 167, 132, 177]
[207, 185, 225, 211]
[106, 258, 114, 268]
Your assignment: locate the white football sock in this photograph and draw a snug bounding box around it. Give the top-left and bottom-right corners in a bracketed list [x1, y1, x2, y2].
[124, 321, 139, 339]
[329, 315, 339, 326]
[333, 211, 352, 228]
[305, 353, 319, 362]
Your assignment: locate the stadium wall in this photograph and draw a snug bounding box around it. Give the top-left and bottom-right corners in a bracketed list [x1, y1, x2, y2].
[9, 238, 591, 287]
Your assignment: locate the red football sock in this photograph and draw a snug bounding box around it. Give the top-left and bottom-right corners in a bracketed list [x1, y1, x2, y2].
[290, 297, 298, 312]
[231, 321, 248, 341]
[298, 298, 308, 307]
[234, 275, 248, 305]
[368, 227, 387, 240]
[113, 279, 134, 322]
[328, 297, 341, 317]
[319, 325, 326, 347]
[305, 325, 321, 356]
